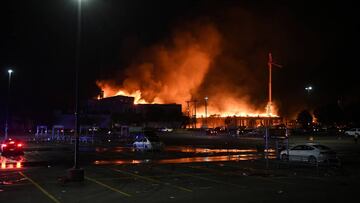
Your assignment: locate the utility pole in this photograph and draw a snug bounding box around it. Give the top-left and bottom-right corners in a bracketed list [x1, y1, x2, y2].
[186, 101, 191, 128]
[264, 53, 282, 170]
[265, 123, 269, 169]
[267, 53, 272, 116]
[266, 53, 282, 116]
[193, 99, 197, 128]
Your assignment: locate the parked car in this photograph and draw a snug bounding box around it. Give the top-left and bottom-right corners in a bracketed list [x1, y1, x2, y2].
[133, 132, 164, 151]
[1, 138, 24, 156]
[159, 127, 173, 132]
[280, 143, 338, 164]
[344, 128, 360, 136]
[205, 128, 218, 136]
[240, 128, 262, 136]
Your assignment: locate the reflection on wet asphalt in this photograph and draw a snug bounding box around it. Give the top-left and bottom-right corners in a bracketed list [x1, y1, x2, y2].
[1, 156, 24, 169]
[93, 145, 276, 165]
[1, 145, 275, 168]
[96, 146, 261, 153]
[164, 146, 258, 153]
[94, 154, 276, 165]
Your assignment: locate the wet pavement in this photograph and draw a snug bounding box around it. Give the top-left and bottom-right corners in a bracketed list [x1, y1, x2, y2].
[1, 145, 276, 169]
[0, 135, 359, 202]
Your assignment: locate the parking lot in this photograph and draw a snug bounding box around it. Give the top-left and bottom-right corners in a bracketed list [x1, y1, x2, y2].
[1, 134, 360, 202]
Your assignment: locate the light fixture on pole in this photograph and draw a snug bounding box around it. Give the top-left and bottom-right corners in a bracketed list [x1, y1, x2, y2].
[305, 85, 313, 94]
[4, 69, 13, 140]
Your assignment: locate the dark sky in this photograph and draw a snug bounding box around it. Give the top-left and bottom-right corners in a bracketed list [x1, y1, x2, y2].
[1, 0, 359, 120]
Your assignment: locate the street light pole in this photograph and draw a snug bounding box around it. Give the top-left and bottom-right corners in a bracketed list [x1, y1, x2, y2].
[194, 100, 197, 128]
[4, 69, 13, 140]
[74, 0, 82, 170]
[67, 0, 84, 182]
[204, 96, 208, 128]
[305, 85, 313, 109]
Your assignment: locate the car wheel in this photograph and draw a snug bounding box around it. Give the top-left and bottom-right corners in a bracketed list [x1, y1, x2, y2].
[281, 154, 289, 161]
[308, 156, 317, 165]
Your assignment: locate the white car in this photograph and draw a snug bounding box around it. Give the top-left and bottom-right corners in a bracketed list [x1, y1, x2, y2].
[133, 135, 164, 151]
[344, 128, 360, 136]
[280, 143, 337, 164]
[159, 127, 173, 132]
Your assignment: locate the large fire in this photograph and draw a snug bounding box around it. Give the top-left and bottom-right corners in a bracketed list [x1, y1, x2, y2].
[96, 22, 278, 118]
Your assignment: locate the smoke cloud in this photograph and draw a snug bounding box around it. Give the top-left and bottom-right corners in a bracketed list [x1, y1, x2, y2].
[97, 13, 290, 117]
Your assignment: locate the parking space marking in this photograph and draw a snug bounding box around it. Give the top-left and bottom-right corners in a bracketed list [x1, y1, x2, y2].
[85, 176, 132, 197]
[153, 166, 246, 188]
[111, 168, 193, 192]
[86, 173, 190, 181]
[18, 172, 61, 203]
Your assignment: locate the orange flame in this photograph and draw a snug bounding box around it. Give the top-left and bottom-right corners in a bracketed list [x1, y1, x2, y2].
[96, 82, 159, 104]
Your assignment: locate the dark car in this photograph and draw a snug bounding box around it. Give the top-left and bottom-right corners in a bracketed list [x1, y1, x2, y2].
[1, 138, 24, 156]
[206, 128, 218, 136]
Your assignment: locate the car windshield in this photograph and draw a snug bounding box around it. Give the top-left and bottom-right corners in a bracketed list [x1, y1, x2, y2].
[312, 145, 331, 150]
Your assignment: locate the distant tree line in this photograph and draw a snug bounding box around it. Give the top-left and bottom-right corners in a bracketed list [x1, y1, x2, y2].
[297, 100, 360, 128]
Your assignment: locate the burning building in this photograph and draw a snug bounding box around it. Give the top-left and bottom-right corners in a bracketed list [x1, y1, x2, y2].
[87, 95, 134, 114]
[95, 21, 283, 128]
[85, 96, 183, 128]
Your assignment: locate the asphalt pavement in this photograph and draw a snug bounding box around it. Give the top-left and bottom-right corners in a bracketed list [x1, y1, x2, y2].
[1, 134, 359, 202]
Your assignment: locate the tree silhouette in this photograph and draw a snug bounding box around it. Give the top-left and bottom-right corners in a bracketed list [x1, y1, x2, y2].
[297, 110, 313, 128]
[314, 102, 345, 126]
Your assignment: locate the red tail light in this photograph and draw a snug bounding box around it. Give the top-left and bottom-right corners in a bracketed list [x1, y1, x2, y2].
[17, 143, 22, 147]
[1, 144, 7, 148]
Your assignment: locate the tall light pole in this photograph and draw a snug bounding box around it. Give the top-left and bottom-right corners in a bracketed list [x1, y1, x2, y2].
[305, 85, 313, 109]
[265, 53, 281, 170]
[4, 69, 13, 140]
[67, 0, 84, 182]
[204, 96, 208, 128]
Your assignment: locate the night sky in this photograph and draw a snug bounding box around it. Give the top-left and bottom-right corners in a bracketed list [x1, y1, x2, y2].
[1, 0, 359, 122]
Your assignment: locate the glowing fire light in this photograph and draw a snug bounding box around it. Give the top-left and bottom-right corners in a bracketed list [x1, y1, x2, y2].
[97, 81, 279, 118]
[96, 82, 161, 104]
